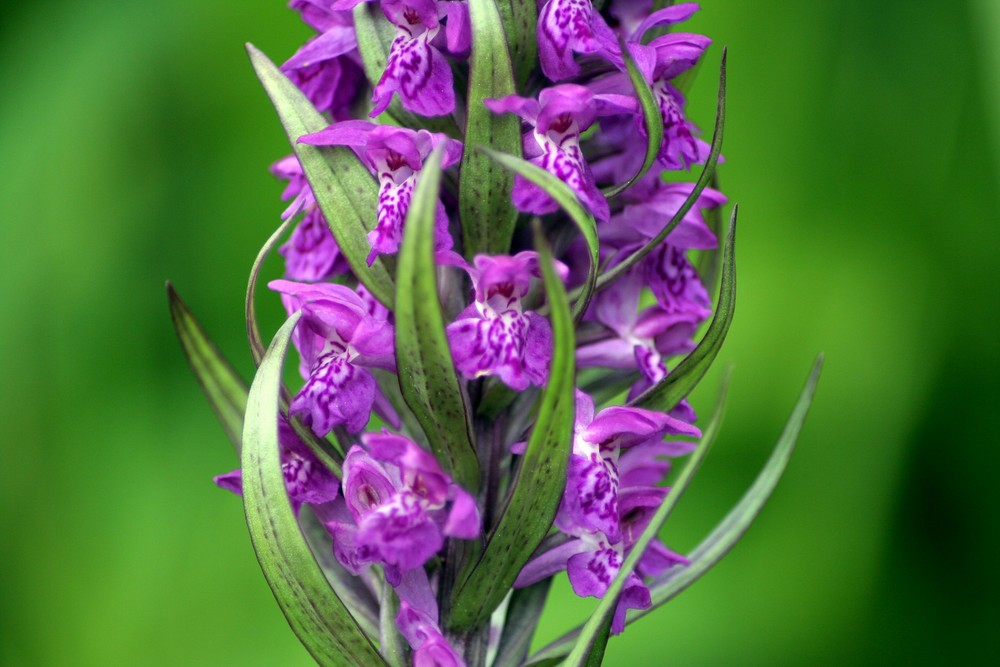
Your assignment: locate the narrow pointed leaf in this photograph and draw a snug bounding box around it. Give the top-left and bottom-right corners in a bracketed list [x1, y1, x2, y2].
[695, 172, 725, 289]
[246, 44, 395, 308]
[242, 312, 385, 666]
[167, 282, 248, 453]
[299, 507, 380, 638]
[247, 216, 294, 366]
[565, 371, 731, 666]
[378, 575, 407, 667]
[603, 42, 663, 198]
[496, 0, 536, 90]
[394, 145, 479, 490]
[448, 222, 576, 630]
[641, 355, 823, 612]
[483, 148, 599, 320]
[492, 580, 552, 667]
[460, 0, 521, 257]
[631, 205, 737, 412]
[527, 357, 823, 665]
[596, 48, 726, 290]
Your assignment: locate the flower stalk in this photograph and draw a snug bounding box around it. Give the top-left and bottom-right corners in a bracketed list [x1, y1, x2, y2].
[168, 2, 822, 665]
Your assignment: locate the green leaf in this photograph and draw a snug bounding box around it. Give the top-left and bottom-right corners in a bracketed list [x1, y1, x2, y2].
[602, 41, 663, 199]
[640, 355, 823, 614]
[448, 221, 576, 631]
[394, 144, 479, 490]
[242, 312, 385, 666]
[631, 205, 737, 412]
[492, 580, 552, 667]
[246, 216, 295, 366]
[482, 148, 599, 320]
[460, 0, 521, 258]
[167, 282, 248, 453]
[526, 357, 824, 665]
[564, 370, 732, 666]
[246, 44, 395, 308]
[694, 171, 725, 289]
[496, 0, 537, 91]
[351, 5, 459, 135]
[595, 47, 727, 291]
[377, 572, 407, 667]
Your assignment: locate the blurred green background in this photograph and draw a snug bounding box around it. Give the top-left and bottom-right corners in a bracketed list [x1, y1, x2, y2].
[1, 0, 997, 664]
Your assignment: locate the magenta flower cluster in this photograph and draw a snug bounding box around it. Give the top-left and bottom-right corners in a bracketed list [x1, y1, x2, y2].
[210, 1, 728, 664]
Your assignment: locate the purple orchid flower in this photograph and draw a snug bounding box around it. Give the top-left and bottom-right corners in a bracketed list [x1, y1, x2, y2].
[269, 280, 398, 435]
[575, 270, 694, 394]
[281, 8, 365, 118]
[556, 395, 701, 542]
[485, 85, 635, 222]
[333, 0, 470, 117]
[214, 416, 340, 513]
[446, 252, 568, 391]
[299, 120, 462, 264]
[602, 180, 724, 315]
[325, 433, 480, 584]
[516, 391, 698, 633]
[589, 4, 712, 172]
[536, 0, 620, 81]
[271, 155, 349, 282]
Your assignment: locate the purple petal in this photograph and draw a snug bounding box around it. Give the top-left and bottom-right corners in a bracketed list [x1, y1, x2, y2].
[632, 2, 700, 42]
[291, 354, 377, 435]
[213, 469, 243, 496]
[356, 491, 444, 570]
[444, 486, 481, 539]
[566, 540, 621, 598]
[372, 32, 455, 117]
[280, 208, 349, 282]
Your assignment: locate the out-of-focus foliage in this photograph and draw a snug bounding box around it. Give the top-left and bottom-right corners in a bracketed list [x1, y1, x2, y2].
[0, 1, 996, 665]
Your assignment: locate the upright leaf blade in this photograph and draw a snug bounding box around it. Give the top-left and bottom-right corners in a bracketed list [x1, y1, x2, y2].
[246, 44, 395, 308]
[394, 145, 479, 490]
[167, 282, 248, 453]
[460, 0, 521, 257]
[242, 312, 385, 666]
[631, 206, 737, 412]
[496, 0, 537, 90]
[603, 42, 663, 199]
[565, 371, 731, 666]
[246, 216, 295, 366]
[448, 223, 576, 630]
[483, 148, 599, 320]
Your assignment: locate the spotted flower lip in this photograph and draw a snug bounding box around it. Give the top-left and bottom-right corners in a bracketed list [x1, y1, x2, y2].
[446, 252, 568, 390]
[299, 121, 461, 264]
[268, 280, 396, 435]
[537, 0, 619, 81]
[485, 85, 635, 222]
